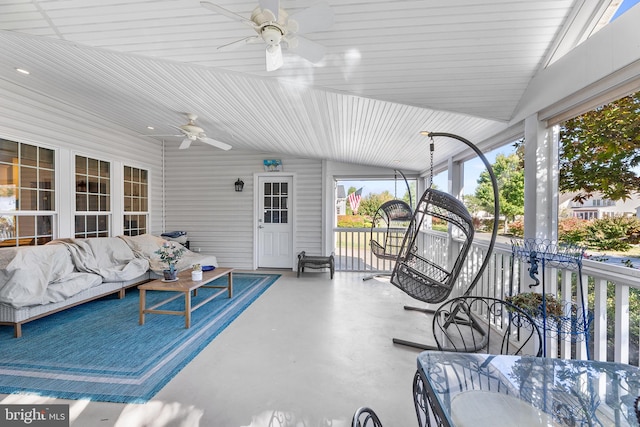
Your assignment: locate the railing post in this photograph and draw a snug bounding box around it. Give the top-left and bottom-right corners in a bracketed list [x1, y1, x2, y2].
[559, 270, 572, 359]
[575, 271, 589, 361]
[615, 283, 630, 364]
[593, 277, 608, 361]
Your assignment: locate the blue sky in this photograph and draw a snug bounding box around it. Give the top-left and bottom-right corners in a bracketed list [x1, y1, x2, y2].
[612, 0, 640, 20]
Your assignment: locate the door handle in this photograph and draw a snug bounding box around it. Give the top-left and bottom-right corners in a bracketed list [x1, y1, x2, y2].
[258, 225, 264, 229]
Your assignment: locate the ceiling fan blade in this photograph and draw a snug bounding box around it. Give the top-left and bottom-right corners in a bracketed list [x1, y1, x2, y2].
[200, 137, 232, 151]
[169, 124, 186, 133]
[259, 0, 279, 21]
[218, 35, 262, 51]
[200, 1, 256, 28]
[179, 138, 192, 150]
[287, 1, 334, 34]
[265, 44, 283, 71]
[286, 35, 326, 64]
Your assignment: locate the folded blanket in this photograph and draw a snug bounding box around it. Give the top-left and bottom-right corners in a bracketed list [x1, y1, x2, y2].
[0, 245, 102, 308]
[48, 237, 149, 282]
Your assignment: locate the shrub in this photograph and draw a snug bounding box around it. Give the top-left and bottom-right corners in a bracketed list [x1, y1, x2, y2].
[558, 217, 589, 245]
[337, 215, 368, 228]
[480, 218, 500, 232]
[584, 216, 640, 251]
[508, 219, 524, 237]
[472, 217, 483, 230]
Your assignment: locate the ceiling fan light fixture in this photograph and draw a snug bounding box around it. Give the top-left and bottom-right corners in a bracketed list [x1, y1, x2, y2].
[266, 45, 283, 71]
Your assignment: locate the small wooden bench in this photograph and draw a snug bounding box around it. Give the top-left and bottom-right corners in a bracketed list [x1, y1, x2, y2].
[297, 251, 334, 279]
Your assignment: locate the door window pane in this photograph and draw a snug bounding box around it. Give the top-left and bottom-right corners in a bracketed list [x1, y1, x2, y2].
[262, 180, 290, 225]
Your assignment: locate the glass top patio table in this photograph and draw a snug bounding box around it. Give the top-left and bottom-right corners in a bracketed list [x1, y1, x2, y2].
[414, 351, 640, 427]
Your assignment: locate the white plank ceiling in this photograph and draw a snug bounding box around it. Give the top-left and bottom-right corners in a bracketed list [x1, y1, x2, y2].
[0, 0, 615, 173]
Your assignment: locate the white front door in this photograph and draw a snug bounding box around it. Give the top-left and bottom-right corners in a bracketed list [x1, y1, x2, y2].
[257, 175, 293, 268]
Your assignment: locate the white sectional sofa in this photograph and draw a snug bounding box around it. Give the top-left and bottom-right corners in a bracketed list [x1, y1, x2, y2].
[0, 234, 217, 338]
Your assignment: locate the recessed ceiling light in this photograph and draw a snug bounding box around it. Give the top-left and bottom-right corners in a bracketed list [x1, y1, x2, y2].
[147, 126, 154, 130]
[15, 68, 30, 75]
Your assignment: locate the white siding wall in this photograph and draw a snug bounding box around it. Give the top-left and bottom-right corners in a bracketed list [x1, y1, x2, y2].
[0, 81, 163, 236]
[1, 82, 400, 269]
[163, 144, 322, 269]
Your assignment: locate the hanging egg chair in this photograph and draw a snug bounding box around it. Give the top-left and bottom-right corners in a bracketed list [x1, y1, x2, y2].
[369, 169, 414, 261]
[391, 189, 475, 304]
[370, 199, 414, 260]
[389, 132, 500, 350]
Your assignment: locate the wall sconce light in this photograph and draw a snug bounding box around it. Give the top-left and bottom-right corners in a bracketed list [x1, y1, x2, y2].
[234, 178, 244, 192]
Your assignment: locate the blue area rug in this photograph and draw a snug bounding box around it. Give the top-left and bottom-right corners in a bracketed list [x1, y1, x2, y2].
[0, 273, 279, 403]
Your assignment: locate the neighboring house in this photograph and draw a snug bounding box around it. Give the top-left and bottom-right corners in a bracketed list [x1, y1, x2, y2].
[336, 185, 346, 215]
[559, 192, 640, 220]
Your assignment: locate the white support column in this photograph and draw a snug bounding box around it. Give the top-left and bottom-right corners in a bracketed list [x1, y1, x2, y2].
[448, 157, 463, 200]
[447, 158, 464, 269]
[524, 115, 561, 358]
[523, 114, 558, 242]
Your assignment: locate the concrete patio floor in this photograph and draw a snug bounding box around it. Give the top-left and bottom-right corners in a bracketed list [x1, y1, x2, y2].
[1, 270, 434, 426]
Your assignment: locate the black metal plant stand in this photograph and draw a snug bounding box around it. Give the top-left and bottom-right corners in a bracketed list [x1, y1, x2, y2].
[510, 238, 592, 359]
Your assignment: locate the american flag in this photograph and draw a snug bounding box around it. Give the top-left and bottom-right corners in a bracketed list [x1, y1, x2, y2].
[347, 187, 363, 214]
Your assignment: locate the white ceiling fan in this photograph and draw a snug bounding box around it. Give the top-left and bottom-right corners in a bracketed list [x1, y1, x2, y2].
[150, 113, 232, 151]
[200, 0, 334, 71]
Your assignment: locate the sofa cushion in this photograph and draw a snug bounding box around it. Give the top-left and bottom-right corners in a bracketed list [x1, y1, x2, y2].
[118, 234, 218, 274]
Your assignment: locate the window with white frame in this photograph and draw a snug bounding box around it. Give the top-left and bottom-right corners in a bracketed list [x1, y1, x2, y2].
[75, 155, 110, 238]
[123, 165, 148, 236]
[0, 139, 55, 247]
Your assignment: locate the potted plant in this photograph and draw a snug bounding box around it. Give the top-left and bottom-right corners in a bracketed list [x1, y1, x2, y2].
[505, 292, 565, 320]
[191, 263, 203, 281]
[155, 241, 186, 281]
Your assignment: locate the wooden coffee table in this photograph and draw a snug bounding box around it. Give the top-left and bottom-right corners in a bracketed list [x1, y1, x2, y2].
[138, 267, 234, 328]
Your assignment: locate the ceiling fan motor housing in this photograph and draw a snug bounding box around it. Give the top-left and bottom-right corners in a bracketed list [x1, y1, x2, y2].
[262, 25, 284, 45]
[181, 124, 205, 138]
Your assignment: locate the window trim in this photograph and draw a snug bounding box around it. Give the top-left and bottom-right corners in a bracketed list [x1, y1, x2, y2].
[0, 139, 57, 246]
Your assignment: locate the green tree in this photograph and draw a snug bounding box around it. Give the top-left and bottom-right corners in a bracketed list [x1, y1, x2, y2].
[402, 181, 417, 208]
[463, 194, 483, 217]
[559, 91, 640, 202]
[474, 153, 524, 232]
[358, 191, 394, 217]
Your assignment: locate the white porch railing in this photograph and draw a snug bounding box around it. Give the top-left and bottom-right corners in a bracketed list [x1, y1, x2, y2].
[334, 227, 398, 272]
[334, 227, 640, 365]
